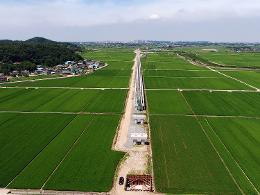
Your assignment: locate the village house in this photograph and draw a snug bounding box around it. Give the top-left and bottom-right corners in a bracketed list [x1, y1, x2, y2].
[0, 74, 9, 82]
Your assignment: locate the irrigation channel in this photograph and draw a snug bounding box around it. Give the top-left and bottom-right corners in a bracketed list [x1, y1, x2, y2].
[111, 49, 157, 195]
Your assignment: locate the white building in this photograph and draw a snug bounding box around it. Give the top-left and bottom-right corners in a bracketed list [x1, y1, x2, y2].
[130, 133, 148, 144]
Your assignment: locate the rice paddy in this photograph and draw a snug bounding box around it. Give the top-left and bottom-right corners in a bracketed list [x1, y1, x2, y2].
[144, 52, 260, 194]
[0, 49, 133, 192]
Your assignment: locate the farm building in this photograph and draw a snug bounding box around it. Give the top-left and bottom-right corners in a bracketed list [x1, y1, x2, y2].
[65, 61, 75, 65]
[62, 69, 73, 75]
[0, 75, 9, 82]
[130, 133, 148, 145]
[133, 114, 146, 125]
[88, 62, 100, 69]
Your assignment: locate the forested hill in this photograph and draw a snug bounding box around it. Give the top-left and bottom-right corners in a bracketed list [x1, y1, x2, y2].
[0, 37, 83, 67]
[25, 37, 56, 44]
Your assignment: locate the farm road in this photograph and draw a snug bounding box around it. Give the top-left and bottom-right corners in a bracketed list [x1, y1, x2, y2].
[111, 50, 157, 195]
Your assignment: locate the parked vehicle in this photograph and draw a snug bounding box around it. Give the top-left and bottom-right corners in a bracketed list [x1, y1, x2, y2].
[119, 177, 124, 185]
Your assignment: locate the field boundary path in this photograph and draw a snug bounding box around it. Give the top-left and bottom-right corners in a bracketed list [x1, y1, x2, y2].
[0, 189, 110, 195]
[0, 86, 128, 90]
[207, 66, 259, 91]
[0, 111, 121, 115]
[145, 88, 260, 92]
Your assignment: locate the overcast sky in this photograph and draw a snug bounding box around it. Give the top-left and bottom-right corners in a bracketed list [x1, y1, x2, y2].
[0, 0, 260, 42]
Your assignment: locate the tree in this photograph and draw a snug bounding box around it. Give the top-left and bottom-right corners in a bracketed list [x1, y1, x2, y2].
[0, 37, 83, 69]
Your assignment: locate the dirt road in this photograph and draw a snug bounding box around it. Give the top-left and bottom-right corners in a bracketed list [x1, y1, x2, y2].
[111, 50, 159, 195]
[113, 51, 138, 152]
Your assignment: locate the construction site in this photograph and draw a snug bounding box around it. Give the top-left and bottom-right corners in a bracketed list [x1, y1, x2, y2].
[112, 49, 154, 195]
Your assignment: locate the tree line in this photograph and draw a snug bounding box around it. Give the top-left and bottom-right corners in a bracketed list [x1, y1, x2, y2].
[0, 37, 83, 74]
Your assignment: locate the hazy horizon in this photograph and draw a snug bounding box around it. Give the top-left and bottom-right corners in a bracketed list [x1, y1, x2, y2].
[1, 0, 260, 42]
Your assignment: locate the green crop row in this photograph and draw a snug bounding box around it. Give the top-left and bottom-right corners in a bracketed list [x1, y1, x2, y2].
[0, 48, 132, 192]
[199, 52, 260, 68]
[199, 117, 260, 194]
[144, 77, 250, 90]
[9, 115, 124, 192]
[150, 115, 240, 194]
[144, 51, 260, 194]
[0, 113, 75, 187]
[220, 70, 260, 89]
[142, 53, 204, 70]
[0, 88, 127, 113]
[2, 73, 130, 88]
[144, 69, 223, 77]
[44, 115, 124, 192]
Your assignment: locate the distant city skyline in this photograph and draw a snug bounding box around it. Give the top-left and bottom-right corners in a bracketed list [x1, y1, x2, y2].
[1, 0, 260, 42]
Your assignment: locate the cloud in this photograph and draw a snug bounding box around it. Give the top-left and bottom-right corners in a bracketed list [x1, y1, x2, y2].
[1, 0, 260, 27]
[149, 14, 160, 20]
[0, 0, 260, 41]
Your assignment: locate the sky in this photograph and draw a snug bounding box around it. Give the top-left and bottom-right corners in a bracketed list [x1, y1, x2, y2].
[0, 0, 260, 42]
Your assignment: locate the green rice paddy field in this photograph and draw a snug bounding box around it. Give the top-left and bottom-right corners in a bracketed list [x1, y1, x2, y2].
[2, 69, 130, 88]
[220, 70, 260, 89]
[143, 55, 253, 90]
[198, 51, 260, 68]
[1, 48, 260, 194]
[144, 52, 260, 194]
[0, 49, 133, 191]
[9, 74, 63, 82]
[0, 88, 127, 113]
[143, 52, 204, 70]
